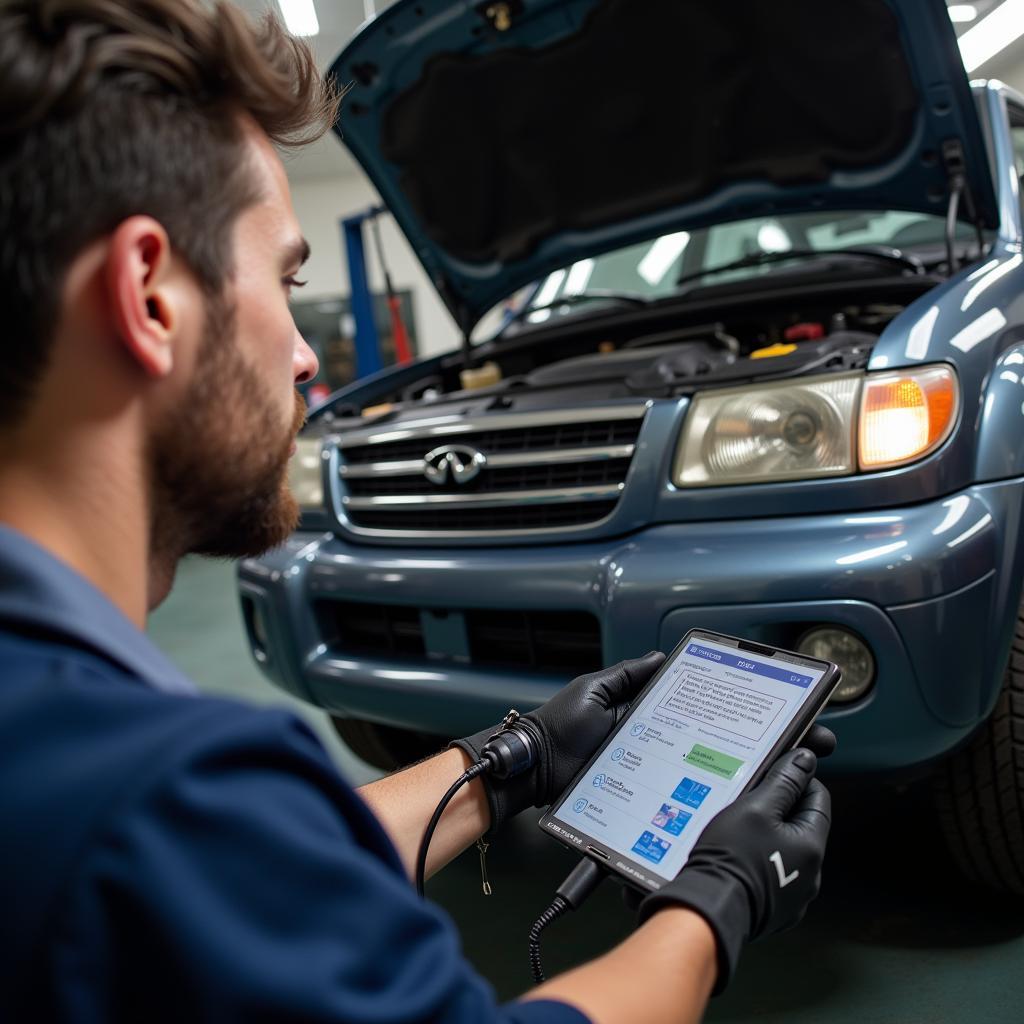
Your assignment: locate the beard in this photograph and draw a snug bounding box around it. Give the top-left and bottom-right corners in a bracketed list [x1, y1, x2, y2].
[148, 295, 307, 564]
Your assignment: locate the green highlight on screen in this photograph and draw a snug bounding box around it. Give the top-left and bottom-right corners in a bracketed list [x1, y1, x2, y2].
[685, 743, 744, 780]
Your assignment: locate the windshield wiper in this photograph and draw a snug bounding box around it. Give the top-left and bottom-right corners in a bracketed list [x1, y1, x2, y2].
[511, 289, 649, 324]
[675, 246, 925, 290]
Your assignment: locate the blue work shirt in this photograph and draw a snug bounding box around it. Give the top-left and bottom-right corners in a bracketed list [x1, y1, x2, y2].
[0, 527, 588, 1023]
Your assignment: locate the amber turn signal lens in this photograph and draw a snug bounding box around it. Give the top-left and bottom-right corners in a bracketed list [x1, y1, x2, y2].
[859, 365, 958, 470]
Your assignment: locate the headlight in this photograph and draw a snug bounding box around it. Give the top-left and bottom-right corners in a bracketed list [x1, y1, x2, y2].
[673, 373, 861, 486]
[287, 437, 324, 509]
[673, 364, 960, 486]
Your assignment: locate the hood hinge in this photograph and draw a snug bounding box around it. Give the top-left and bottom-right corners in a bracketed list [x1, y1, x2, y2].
[942, 138, 986, 274]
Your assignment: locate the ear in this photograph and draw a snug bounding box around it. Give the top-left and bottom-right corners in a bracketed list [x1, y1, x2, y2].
[105, 217, 181, 379]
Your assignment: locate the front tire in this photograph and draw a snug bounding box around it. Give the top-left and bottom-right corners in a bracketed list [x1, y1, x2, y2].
[934, 611, 1024, 895]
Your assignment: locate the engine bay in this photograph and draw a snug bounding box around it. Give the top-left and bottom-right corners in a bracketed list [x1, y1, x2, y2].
[316, 281, 931, 431]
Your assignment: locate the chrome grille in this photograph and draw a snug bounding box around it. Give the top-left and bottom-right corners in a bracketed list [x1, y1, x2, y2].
[332, 405, 648, 536]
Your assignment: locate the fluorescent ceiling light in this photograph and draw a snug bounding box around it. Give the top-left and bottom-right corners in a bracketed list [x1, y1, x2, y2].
[533, 269, 566, 308]
[564, 259, 595, 296]
[959, 0, 1024, 72]
[527, 268, 567, 322]
[637, 231, 690, 286]
[947, 4, 978, 22]
[756, 222, 792, 253]
[277, 0, 319, 37]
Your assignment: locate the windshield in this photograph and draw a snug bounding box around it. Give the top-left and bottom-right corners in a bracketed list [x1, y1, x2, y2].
[517, 209, 977, 325]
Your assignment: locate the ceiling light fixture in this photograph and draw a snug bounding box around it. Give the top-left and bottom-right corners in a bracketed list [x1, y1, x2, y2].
[563, 259, 596, 296]
[637, 232, 690, 286]
[959, 0, 1024, 72]
[947, 4, 978, 23]
[277, 0, 320, 37]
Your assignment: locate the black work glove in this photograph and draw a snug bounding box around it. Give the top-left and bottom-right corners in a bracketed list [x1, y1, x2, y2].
[796, 723, 837, 759]
[638, 747, 831, 995]
[452, 651, 666, 835]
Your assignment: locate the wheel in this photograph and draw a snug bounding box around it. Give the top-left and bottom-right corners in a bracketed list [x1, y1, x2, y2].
[330, 716, 446, 771]
[933, 609, 1024, 895]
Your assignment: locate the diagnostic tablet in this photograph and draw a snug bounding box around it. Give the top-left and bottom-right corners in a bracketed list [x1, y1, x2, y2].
[539, 628, 840, 891]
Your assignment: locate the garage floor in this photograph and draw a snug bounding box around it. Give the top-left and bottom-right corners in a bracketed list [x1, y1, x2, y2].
[148, 556, 1024, 1024]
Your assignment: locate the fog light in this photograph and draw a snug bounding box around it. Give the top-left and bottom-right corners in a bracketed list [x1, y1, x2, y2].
[288, 436, 324, 510]
[797, 627, 875, 704]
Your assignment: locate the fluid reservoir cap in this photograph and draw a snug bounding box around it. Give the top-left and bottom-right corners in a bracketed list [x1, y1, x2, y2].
[460, 361, 502, 390]
[750, 342, 798, 359]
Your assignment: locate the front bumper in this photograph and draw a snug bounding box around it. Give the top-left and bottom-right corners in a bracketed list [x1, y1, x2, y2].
[238, 477, 1024, 774]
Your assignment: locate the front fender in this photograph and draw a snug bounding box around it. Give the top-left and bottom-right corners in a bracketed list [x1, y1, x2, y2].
[975, 340, 1024, 480]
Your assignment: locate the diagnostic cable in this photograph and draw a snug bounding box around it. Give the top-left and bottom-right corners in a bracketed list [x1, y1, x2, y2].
[415, 711, 610, 984]
[415, 711, 536, 896]
[527, 857, 606, 983]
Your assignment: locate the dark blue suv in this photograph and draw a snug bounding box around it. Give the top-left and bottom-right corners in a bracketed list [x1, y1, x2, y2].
[239, 0, 1024, 893]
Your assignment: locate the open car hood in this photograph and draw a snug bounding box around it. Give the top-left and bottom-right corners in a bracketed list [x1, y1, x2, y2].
[330, 0, 998, 333]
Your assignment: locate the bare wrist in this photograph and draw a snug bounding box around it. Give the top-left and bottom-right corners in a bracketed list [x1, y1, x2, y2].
[640, 905, 718, 989]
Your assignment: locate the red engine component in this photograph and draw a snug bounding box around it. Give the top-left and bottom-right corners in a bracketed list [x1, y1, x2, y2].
[784, 321, 826, 341]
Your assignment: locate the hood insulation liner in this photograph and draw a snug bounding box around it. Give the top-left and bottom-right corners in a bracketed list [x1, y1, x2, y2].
[380, 0, 919, 266]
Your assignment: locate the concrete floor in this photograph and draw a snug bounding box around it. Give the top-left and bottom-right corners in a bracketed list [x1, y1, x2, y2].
[148, 556, 1024, 1023]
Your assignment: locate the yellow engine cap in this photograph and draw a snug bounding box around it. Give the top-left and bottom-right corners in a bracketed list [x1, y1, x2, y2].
[750, 342, 798, 359]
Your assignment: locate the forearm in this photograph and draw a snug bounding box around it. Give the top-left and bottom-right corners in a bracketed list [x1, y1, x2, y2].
[357, 748, 490, 880]
[522, 907, 717, 1024]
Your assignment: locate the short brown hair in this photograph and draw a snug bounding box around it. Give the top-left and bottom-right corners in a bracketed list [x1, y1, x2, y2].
[0, 0, 341, 427]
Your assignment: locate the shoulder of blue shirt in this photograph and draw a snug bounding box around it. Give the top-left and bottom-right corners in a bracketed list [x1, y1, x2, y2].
[0, 628, 590, 1024]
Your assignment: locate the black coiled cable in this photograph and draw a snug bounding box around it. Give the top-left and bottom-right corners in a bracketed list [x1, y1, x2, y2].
[527, 858, 606, 984]
[528, 894, 570, 983]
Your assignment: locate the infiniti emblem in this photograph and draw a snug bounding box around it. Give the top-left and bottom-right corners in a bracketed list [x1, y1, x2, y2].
[422, 444, 487, 486]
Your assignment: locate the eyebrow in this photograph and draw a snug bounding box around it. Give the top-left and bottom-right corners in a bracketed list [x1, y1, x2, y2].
[282, 237, 311, 270]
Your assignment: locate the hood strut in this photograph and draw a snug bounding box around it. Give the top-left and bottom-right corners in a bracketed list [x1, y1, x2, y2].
[943, 138, 986, 273]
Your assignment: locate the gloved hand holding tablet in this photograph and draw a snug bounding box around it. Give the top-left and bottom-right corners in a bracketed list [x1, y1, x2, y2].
[538, 628, 839, 989]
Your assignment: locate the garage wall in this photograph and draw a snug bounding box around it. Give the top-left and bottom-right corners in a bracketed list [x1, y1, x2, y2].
[982, 52, 1024, 97]
[286, 170, 461, 358]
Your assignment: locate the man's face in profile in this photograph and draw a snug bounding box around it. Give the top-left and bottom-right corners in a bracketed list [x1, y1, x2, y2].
[149, 124, 318, 562]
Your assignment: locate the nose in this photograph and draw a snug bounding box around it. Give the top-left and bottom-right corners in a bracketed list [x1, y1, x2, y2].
[293, 327, 319, 385]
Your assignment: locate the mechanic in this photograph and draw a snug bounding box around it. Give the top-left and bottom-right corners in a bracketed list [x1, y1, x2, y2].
[0, 1, 834, 1021]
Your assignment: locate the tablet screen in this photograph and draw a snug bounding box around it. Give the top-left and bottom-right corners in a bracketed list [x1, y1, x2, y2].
[549, 635, 828, 883]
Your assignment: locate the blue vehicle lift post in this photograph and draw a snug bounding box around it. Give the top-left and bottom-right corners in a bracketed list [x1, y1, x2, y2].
[341, 206, 386, 379]
[344, 205, 544, 380]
